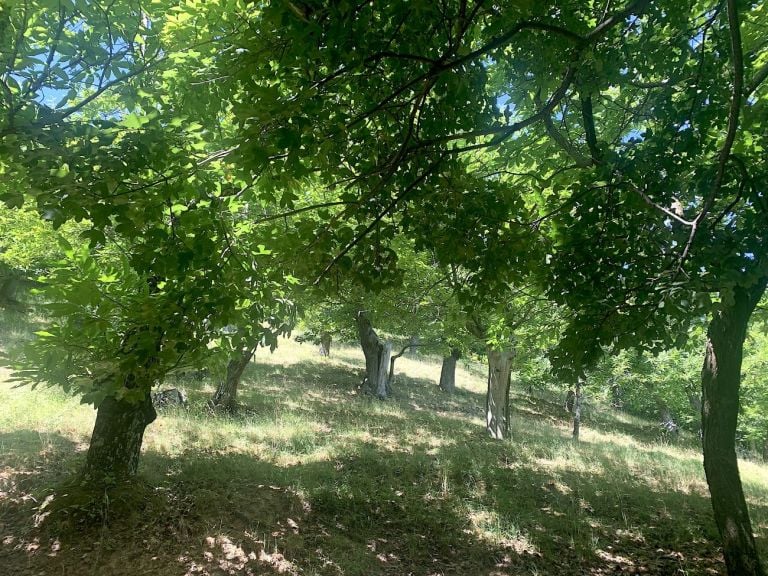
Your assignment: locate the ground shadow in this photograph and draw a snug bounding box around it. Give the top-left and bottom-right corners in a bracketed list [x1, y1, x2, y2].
[3, 350, 766, 575]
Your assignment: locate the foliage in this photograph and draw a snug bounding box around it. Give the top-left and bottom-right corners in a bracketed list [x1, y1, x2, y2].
[0, 204, 82, 273]
[1, 0, 300, 409]
[741, 319, 768, 455]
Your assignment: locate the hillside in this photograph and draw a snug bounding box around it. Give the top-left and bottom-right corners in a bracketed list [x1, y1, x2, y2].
[1, 338, 766, 575]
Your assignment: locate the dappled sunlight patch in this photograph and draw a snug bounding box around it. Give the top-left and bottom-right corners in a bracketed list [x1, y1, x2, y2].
[179, 533, 299, 575]
[0, 382, 95, 445]
[741, 459, 768, 498]
[544, 478, 573, 496]
[531, 452, 605, 476]
[466, 507, 540, 557]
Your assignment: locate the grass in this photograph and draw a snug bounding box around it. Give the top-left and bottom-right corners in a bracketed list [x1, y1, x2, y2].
[0, 336, 767, 575]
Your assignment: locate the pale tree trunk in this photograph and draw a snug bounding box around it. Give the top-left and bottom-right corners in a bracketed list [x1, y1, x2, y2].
[319, 332, 332, 357]
[486, 347, 514, 439]
[408, 335, 420, 357]
[701, 280, 767, 576]
[572, 377, 583, 440]
[357, 312, 392, 399]
[83, 389, 156, 483]
[211, 346, 256, 412]
[439, 348, 460, 393]
[688, 392, 703, 439]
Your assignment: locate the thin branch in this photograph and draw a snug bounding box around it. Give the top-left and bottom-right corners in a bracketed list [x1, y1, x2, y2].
[679, 0, 744, 265]
[251, 201, 354, 226]
[18, 2, 68, 105]
[579, 93, 601, 162]
[629, 183, 695, 227]
[747, 59, 768, 96]
[57, 60, 156, 120]
[314, 156, 446, 284]
[537, 93, 592, 167]
[348, 20, 584, 130]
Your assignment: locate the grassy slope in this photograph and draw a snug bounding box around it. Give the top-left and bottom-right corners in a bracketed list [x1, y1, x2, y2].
[0, 337, 766, 575]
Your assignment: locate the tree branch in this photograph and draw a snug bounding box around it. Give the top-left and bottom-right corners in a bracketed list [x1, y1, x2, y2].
[747, 60, 768, 96]
[536, 93, 592, 167]
[579, 93, 601, 162]
[314, 156, 446, 284]
[679, 0, 744, 265]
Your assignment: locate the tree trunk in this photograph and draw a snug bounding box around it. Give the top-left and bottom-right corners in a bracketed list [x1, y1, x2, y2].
[211, 347, 256, 412]
[486, 347, 514, 439]
[357, 312, 392, 399]
[701, 280, 767, 576]
[408, 335, 420, 357]
[319, 332, 332, 357]
[439, 348, 460, 393]
[83, 391, 156, 483]
[572, 378, 582, 440]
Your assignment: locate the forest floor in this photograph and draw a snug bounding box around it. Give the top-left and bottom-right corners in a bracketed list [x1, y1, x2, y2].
[1, 337, 767, 575]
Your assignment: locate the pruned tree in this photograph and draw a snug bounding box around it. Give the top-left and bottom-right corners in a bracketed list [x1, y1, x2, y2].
[356, 311, 392, 399]
[438, 347, 461, 393]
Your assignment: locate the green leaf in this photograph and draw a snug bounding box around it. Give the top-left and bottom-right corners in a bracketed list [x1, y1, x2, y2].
[50, 163, 70, 178]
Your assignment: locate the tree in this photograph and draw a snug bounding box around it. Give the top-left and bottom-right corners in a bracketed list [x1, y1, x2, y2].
[438, 347, 461, 393]
[1, 0, 298, 484]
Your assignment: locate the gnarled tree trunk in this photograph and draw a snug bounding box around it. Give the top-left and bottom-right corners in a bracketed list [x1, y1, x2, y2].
[439, 348, 460, 393]
[319, 332, 332, 357]
[83, 322, 163, 484]
[701, 280, 767, 576]
[211, 346, 256, 412]
[486, 347, 514, 439]
[83, 390, 156, 483]
[357, 312, 392, 399]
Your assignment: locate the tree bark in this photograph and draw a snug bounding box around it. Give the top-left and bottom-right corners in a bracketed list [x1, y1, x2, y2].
[211, 346, 256, 412]
[486, 347, 514, 439]
[572, 378, 583, 440]
[357, 312, 392, 399]
[701, 280, 767, 576]
[439, 348, 460, 393]
[83, 320, 163, 484]
[408, 335, 420, 357]
[319, 332, 332, 357]
[83, 391, 156, 483]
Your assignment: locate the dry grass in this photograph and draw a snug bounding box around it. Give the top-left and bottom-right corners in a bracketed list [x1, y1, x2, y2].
[1, 336, 767, 575]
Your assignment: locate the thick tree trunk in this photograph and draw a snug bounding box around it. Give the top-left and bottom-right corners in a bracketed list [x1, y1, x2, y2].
[357, 312, 392, 399]
[572, 378, 582, 440]
[211, 347, 256, 412]
[83, 391, 156, 483]
[439, 348, 460, 393]
[701, 280, 767, 576]
[486, 347, 514, 439]
[319, 332, 332, 357]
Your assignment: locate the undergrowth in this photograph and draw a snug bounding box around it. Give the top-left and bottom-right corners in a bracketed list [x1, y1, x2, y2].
[0, 337, 766, 575]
